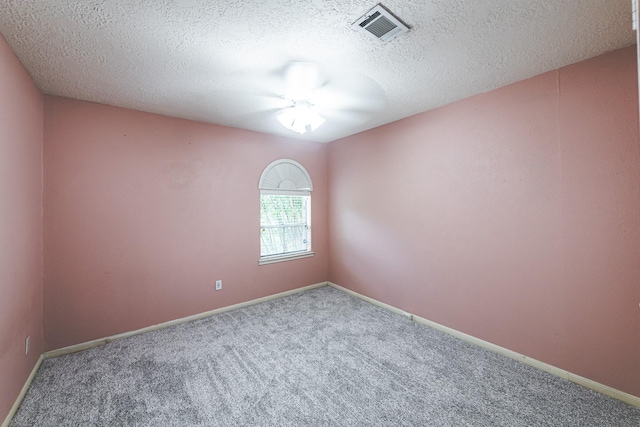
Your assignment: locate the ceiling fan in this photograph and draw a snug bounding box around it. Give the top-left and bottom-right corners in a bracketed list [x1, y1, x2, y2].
[234, 61, 388, 136]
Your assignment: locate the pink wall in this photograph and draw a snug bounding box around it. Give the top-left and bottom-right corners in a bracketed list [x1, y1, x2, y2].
[0, 34, 44, 421]
[328, 46, 640, 397]
[43, 98, 328, 350]
[2, 29, 638, 419]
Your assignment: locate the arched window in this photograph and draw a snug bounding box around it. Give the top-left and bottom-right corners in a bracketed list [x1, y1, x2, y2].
[258, 159, 313, 264]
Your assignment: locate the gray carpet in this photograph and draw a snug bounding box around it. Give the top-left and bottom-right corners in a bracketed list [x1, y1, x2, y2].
[10, 286, 640, 426]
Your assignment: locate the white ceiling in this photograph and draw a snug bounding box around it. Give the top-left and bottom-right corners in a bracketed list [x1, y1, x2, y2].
[0, 1, 635, 143]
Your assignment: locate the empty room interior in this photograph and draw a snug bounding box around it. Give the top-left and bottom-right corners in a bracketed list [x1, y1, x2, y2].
[2, 0, 640, 425]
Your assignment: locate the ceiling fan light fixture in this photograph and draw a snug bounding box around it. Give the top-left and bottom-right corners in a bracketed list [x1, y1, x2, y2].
[277, 102, 325, 135]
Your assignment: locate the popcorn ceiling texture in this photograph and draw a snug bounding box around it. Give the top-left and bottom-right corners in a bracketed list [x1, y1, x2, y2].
[0, 0, 635, 142]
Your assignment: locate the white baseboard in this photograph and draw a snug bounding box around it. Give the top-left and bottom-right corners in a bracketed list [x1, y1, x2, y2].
[45, 281, 327, 359]
[5, 282, 327, 426]
[2, 355, 43, 427]
[12, 279, 638, 426]
[327, 281, 640, 408]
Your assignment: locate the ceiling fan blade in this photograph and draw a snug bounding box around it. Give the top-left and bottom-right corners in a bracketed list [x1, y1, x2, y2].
[232, 65, 292, 99]
[283, 61, 324, 97]
[312, 73, 387, 113]
[314, 107, 377, 126]
[229, 107, 283, 129]
[222, 92, 291, 114]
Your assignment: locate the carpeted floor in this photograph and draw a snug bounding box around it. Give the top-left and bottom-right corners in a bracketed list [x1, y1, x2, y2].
[10, 286, 640, 426]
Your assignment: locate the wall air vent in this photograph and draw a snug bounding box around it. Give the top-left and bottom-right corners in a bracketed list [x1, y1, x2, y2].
[352, 4, 409, 43]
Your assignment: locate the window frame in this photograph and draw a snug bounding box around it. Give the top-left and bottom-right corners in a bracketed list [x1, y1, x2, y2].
[258, 159, 314, 265]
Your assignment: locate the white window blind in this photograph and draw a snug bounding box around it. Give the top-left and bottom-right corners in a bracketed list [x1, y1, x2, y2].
[260, 194, 311, 257]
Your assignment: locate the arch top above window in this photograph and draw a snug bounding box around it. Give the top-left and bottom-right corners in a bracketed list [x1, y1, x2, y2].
[258, 159, 313, 192]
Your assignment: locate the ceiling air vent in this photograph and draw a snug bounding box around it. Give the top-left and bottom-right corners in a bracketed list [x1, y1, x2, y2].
[352, 4, 409, 43]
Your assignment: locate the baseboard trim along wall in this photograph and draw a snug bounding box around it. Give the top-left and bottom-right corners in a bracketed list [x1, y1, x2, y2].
[44, 281, 327, 359]
[2, 355, 44, 427]
[4, 282, 327, 427]
[327, 281, 640, 409]
[7, 279, 637, 427]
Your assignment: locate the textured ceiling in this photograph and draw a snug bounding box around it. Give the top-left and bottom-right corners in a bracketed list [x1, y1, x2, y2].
[0, 0, 635, 142]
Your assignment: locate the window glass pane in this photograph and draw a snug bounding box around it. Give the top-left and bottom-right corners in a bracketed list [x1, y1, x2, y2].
[260, 194, 311, 257]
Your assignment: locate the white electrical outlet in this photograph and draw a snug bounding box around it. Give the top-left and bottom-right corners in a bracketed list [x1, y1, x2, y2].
[215, 280, 222, 291]
[25, 336, 30, 355]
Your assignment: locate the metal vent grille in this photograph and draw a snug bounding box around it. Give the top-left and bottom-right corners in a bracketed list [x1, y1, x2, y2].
[352, 4, 409, 43]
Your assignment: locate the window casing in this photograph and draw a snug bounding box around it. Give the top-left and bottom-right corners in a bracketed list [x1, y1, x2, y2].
[258, 160, 313, 264]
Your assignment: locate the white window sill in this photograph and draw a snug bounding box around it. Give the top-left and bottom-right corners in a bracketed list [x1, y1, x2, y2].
[259, 251, 315, 265]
